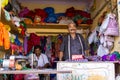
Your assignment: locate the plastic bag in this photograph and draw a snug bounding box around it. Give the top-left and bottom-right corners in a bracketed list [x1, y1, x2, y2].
[100, 35, 104, 44]
[104, 13, 119, 36]
[88, 30, 96, 44]
[99, 14, 110, 35]
[104, 35, 115, 42]
[97, 45, 109, 57]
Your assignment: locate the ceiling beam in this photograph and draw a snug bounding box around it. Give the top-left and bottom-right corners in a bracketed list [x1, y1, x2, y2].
[92, 0, 111, 19]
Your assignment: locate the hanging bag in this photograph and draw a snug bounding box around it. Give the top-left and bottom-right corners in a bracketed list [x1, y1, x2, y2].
[104, 13, 119, 36]
[99, 13, 110, 35]
[97, 45, 109, 57]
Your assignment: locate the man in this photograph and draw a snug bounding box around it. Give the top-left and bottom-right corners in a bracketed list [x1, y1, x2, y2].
[28, 45, 49, 69]
[33, 45, 49, 69]
[27, 45, 50, 80]
[59, 22, 89, 61]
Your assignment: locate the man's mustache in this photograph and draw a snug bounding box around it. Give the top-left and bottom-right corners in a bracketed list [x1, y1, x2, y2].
[70, 29, 76, 31]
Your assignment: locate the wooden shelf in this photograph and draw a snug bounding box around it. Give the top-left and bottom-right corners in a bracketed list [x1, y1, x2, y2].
[27, 23, 91, 29]
[26, 23, 91, 36]
[1, 8, 91, 36]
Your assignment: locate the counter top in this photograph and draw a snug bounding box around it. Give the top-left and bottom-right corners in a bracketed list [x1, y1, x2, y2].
[0, 69, 72, 74]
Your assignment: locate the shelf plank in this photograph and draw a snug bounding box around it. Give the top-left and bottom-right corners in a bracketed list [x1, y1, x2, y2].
[26, 23, 91, 34]
[27, 23, 91, 29]
[27, 24, 68, 29]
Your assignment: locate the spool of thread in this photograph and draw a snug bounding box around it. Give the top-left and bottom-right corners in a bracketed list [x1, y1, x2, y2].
[12, 49, 14, 55]
[3, 60, 10, 68]
[9, 60, 15, 68]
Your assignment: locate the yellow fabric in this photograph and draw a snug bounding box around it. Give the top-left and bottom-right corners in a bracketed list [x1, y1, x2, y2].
[1, 0, 8, 8]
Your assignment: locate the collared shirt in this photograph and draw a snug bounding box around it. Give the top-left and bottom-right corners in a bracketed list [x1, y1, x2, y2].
[28, 53, 49, 67]
[70, 35, 81, 55]
[60, 33, 88, 60]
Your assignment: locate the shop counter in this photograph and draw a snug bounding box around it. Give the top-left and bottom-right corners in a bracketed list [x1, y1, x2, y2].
[0, 69, 72, 74]
[57, 61, 115, 80]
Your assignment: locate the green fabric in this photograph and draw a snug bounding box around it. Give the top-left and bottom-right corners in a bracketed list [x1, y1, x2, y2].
[113, 51, 120, 59]
[22, 66, 31, 70]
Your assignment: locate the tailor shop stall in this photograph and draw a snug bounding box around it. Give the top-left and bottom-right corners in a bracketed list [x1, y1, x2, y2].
[0, 0, 120, 80]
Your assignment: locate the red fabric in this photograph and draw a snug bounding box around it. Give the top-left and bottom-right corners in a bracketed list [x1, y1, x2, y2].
[34, 9, 48, 22]
[27, 33, 40, 53]
[86, 19, 93, 24]
[24, 11, 35, 20]
[65, 7, 91, 18]
[50, 55, 55, 66]
[65, 7, 75, 18]
[14, 74, 25, 80]
[66, 7, 75, 12]
[20, 25, 25, 36]
[34, 9, 48, 18]
[75, 10, 91, 18]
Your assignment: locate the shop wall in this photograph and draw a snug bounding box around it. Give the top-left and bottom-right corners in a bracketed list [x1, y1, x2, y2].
[114, 0, 120, 52]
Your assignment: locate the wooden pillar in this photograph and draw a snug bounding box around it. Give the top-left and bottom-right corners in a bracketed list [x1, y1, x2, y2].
[0, 0, 1, 20]
[113, 0, 120, 51]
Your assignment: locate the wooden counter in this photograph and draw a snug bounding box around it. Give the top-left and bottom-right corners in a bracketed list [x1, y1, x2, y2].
[0, 69, 71, 74]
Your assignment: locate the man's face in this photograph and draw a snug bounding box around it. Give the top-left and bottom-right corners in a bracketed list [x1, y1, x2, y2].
[35, 48, 41, 56]
[68, 24, 77, 34]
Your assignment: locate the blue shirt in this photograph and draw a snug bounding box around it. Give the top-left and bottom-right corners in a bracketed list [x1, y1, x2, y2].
[70, 35, 81, 55]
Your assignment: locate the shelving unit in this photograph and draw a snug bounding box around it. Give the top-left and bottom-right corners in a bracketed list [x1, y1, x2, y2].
[1, 10, 23, 39]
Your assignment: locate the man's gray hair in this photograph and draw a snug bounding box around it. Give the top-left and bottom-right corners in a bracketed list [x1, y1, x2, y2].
[68, 22, 76, 28]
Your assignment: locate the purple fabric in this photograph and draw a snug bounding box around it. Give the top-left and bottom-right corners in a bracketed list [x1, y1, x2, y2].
[24, 36, 27, 55]
[18, 7, 30, 17]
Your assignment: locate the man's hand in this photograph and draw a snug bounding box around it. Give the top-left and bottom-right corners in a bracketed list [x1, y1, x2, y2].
[59, 52, 63, 61]
[85, 50, 90, 56]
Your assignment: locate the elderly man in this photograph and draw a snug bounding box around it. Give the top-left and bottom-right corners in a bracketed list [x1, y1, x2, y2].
[59, 22, 89, 61]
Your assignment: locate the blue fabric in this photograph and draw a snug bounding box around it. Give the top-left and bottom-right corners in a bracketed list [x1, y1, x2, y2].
[44, 7, 54, 15]
[55, 13, 66, 18]
[44, 14, 57, 23]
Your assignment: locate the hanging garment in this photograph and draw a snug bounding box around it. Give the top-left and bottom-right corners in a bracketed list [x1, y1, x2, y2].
[100, 35, 114, 51]
[27, 33, 40, 53]
[88, 27, 99, 44]
[55, 36, 63, 58]
[23, 36, 27, 55]
[45, 36, 52, 59]
[104, 13, 119, 36]
[40, 36, 47, 53]
[0, 22, 10, 50]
